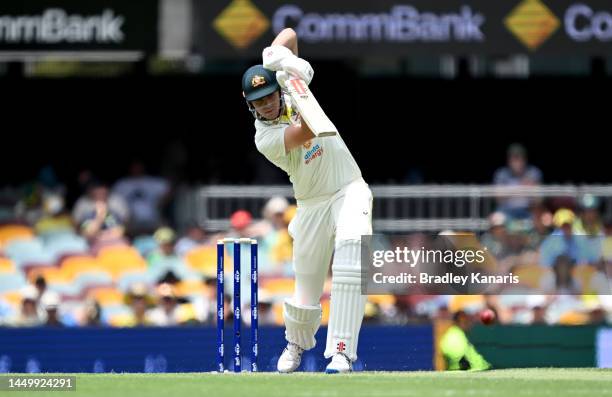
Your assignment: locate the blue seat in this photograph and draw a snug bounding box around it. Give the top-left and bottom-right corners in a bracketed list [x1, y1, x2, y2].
[0, 273, 27, 293]
[45, 234, 89, 259]
[133, 236, 158, 257]
[117, 272, 154, 293]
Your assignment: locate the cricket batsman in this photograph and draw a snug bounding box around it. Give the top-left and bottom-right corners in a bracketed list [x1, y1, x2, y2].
[241, 28, 373, 373]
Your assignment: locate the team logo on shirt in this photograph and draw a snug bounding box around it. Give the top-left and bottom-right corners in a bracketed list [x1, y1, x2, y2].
[303, 140, 312, 149]
[304, 143, 323, 165]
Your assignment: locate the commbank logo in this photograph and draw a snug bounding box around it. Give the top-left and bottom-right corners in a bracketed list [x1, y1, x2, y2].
[505, 0, 560, 50]
[0, 9, 124, 44]
[214, 0, 270, 49]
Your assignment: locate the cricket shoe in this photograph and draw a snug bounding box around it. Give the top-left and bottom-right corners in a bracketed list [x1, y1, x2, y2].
[277, 342, 304, 373]
[325, 353, 352, 374]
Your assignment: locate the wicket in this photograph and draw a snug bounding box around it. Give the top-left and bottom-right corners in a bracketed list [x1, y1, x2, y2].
[216, 237, 258, 373]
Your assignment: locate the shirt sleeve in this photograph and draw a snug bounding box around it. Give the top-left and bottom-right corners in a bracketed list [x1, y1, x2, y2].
[255, 123, 287, 162]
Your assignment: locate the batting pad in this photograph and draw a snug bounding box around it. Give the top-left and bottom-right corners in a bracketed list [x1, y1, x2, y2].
[324, 239, 367, 361]
[283, 299, 322, 350]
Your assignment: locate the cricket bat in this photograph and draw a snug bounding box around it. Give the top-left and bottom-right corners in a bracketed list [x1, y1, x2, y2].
[284, 77, 338, 137]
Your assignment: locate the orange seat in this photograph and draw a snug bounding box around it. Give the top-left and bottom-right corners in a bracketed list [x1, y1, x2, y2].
[184, 245, 218, 275]
[0, 225, 34, 247]
[321, 298, 330, 325]
[261, 278, 294, 296]
[1, 291, 23, 307]
[175, 280, 206, 297]
[97, 246, 146, 280]
[60, 256, 107, 280]
[28, 267, 69, 284]
[0, 257, 16, 273]
[98, 246, 144, 264]
[88, 287, 124, 307]
[558, 310, 589, 325]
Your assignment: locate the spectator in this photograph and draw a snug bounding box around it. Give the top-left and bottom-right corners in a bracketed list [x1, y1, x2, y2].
[113, 161, 170, 235]
[223, 294, 233, 324]
[269, 205, 297, 275]
[228, 210, 254, 239]
[552, 255, 580, 294]
[34, 276, 47, 301]
[14, 166, 65, 225]
[573, 194, 604, 264]
[73, 179, 129, 226]
[124, 283, 153, 327]
[83, 299, 102, 326]
[574, 195, 603, 235]
[257, 291, 276, 326]
[251, 196, 289, 237]
[11, 286, 42, 327]
[480, 212, 509, 259]
[146, 283, 182, 326]
[602, 216, 612, 263]
[251, 198, 290, 275]
[540, 209, 586, 266]
[243, 289, 276, 326]
[175, 223, 208, 257]
[41, 291, 63, 327]
[79, 184, 126, 248]
[34, 193, 74, 236]
[493, 144, 542, 219]
[193, 277, 218, 325]
[525, 203, 553, 250]
[148, 227, 179, 265]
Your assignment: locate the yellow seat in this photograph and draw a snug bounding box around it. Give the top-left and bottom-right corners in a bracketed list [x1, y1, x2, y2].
[448, 295, 485, 313]
[185, 246, 218, 275]
[0, 258, 16, 273]
[368, 295, 396, 307]
[176, 303, 197, 323]
[572, 265, 598, 293]
[108, 313, 136, 327]
[272, 302, 284, 326]
[513, 264, 552, 290]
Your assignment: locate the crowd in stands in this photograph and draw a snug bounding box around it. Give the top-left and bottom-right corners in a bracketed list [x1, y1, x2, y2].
[0, 145, 610, 328]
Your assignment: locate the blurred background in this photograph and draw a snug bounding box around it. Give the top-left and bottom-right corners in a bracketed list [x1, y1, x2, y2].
[1, 0, 611, 373]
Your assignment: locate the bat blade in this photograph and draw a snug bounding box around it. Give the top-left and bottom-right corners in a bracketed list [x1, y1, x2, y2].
[285, 78, 337, 137]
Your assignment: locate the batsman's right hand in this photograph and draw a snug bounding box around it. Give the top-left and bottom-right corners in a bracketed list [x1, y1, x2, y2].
[276, 71, 290, 89]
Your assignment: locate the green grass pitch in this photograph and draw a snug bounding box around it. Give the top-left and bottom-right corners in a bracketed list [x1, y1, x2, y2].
[8, 369, 612, 397]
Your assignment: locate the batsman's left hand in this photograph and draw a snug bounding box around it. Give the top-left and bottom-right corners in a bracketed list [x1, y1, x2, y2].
[280, 56, 314, 85]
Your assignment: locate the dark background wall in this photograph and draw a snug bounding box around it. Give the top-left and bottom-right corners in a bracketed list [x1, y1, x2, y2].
[1, 63, 607, 185]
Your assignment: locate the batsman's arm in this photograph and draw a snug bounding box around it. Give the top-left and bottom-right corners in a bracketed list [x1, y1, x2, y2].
[284, 115, 315, 153]
[271, 28, 298, 56]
